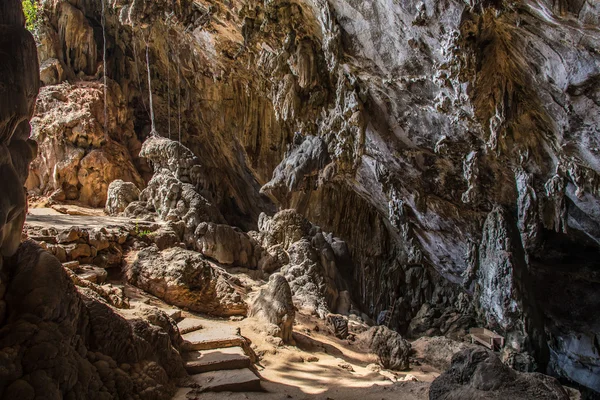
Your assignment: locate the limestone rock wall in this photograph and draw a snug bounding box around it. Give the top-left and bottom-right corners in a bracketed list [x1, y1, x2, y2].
[28, 0, 600, 394]
[1, 3, 185, 399]
[27, 81, 145, 207]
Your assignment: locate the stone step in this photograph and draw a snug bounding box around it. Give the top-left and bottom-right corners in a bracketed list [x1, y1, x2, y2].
[177, 317, 204, 334]
[165, 308, 182, 321]
[189, 368, 261, 392]
[182, 329, 244, 351]
[183, 347, 250, 374]
[180, 320, 244, 351]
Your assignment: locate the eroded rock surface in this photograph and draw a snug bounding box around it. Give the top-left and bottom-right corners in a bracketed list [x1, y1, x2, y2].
[23, 0, 600, 394]
[106, 179, 141, 215]
[27, 82, 145, 207]
[249, 273, 295, 343]
[0, 241, 185, 400]
[411, 336, 478, 371]
[359, 325, 411, 371]
[429, 348, 570, 400]
[126, 246, 247, 316]
[254, 210, 348, 318]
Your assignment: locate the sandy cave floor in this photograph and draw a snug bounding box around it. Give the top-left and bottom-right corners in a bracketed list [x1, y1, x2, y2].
[122, 284, 437, 400]
[26, 204, 438, 399]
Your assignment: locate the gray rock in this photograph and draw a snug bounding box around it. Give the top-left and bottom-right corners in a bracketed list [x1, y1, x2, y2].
[138, 134, 200, 183]
[125, 168, 225, 240]
[429, 348, 570, 400]
[327, 313, 349, 339]
[195, 222, 259, 268]
[261, 135, 330, 198]
[249, 273, 295, 343]
[360, 325, 411, 371]
[105, 179, 141, 215]
[411, 336, 478, 371]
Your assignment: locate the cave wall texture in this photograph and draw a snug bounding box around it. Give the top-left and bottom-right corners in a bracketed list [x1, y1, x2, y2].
[1, 2, 187, 399]
[15, 0, 600, 395]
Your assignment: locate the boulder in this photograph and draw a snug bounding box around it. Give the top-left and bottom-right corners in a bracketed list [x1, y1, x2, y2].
[105, 179, 140, 215]
[195, 222, 259, 268]
[327, 314, 349, 339]
[429, 348, 570, 400]
[411, 336, 478, 371]
[76, 264, 108, 284]
[249, 274, 295, 343]
[126, 246, 247, 316]
[359, 325, 411, 371]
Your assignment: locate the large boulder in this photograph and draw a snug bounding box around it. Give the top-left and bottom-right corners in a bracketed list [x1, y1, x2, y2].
[411, 336, 478, 371]
[359, 325, 411, 371]
[125, 246, 247, 316]
[105, 179, 140, 215]
[429, 348, 570, 400]
[249, 273, 295, 343]
[195, 222, 259, 268]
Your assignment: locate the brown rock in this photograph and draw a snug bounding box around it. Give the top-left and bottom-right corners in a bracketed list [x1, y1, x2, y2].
[56, 227, 85, 244]
[126, 246, 247, 316]
[65, 243, 91, 259]
[359, 326, 411, 371]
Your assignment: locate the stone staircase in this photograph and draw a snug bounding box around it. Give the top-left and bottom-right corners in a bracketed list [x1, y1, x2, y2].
[173, 316, 262, 398]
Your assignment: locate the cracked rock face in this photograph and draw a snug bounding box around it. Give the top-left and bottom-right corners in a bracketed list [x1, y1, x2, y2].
[25, 0, 600, 394]
[1, 3, 186, 399]
[249, 273, 295, 343]
[429, 347, 570, 400]
[27, 82, 145, 207]
[126, 246, 247, 316]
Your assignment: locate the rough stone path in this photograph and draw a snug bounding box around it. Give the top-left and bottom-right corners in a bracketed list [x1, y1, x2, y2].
[174, 315, 261, 398]
[27, 207, 161, 230]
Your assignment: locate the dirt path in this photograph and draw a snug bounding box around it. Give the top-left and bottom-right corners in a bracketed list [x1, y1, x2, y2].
[28, 204, 437, 399]
[120, 284, 437, 400]
[26, 207, 160, 230]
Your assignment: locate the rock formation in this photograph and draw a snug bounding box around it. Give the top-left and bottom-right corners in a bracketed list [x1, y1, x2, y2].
[1, 241, 186, 400]
[27, 82, 145, 207]
[126, 246, 247, 316]
[429, 348, 571, 400]
[411, 336, 478, 371]
[16, 0, 600, 394]
[359, 325, 412, 371]
[105, 179, 141, 215]
[1, 3, 186, 398]
[253, 210, 348, 318]
[248, 273, 295, 343]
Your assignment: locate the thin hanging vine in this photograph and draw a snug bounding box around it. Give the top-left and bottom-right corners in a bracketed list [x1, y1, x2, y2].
[144, 33, 157, 135]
